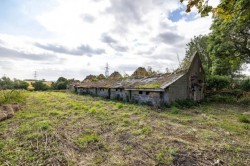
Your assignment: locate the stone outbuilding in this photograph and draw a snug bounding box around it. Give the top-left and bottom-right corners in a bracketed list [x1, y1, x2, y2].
[75, 53, 205, 106]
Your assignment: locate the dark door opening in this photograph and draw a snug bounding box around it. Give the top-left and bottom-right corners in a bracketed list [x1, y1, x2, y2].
[108, 89, 111, 99]
[129, 90, 132, 101]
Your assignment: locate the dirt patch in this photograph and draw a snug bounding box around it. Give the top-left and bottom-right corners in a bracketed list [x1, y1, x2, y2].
[173, 150, 214, 166]
[0, 104, 21, 122]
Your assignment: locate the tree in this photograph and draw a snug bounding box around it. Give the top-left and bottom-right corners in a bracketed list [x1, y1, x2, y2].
[0, 77, 29, 90]
[51, 77, 69, 90]
[0, 76, 14, 89]
[185, 35, 212, 75]
[209, 0, 250, 62]
[13, 79, 29, 90]
[57, 77, 67, 82]
[241, 78, 250, 91]
[180, 0, 213, 17]
[207, 0, 250, 76]
[31, 81, 50, 91]
[182, 0, 250, 77]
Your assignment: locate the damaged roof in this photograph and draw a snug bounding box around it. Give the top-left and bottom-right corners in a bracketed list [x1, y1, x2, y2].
[76, 72, 186, 90]
[74, 52, 202, 91]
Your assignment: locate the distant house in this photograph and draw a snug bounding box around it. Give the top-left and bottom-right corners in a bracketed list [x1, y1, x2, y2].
[74, 53, 205, 106]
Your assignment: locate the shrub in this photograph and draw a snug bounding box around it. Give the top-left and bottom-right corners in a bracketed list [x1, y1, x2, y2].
[206, 75, 230, 91]
[0, 76, 14, 89]
[219, 89, 243, 98]
[13, 80, 29, 90]
[237, 96, 250, 105]
[31, 81, 50, 91]
[0, 77, 29, 90]
[0, 90, 27, 105]
[206, 95, 237, 103]
[241, 78, 250, 92]
[173, 99, 198, 108]
[170, 106, 181, 114]
[51, 77, 70, 90]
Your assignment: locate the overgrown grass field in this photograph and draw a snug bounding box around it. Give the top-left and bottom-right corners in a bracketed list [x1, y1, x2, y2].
[0, 92, 249, 165]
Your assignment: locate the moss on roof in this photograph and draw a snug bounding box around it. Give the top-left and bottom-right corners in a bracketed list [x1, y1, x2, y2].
[135, 82, 161, 89]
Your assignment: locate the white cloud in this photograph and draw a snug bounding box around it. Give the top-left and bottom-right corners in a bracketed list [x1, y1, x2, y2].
[1, 0, 236, 81]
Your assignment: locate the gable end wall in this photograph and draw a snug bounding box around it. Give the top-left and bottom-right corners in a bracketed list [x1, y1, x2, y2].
[167, 74, 188, 103]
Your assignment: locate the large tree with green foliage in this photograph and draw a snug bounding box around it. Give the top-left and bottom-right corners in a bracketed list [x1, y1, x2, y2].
[182, 0, 250, 76]
[208, 0, 250, 76]
[51, 77, 70, 90]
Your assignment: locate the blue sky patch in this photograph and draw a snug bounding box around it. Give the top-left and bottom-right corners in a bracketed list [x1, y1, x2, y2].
[168, 5, 197, 22]
[168, 7, 184, 22]
[0, 0, 56, 38]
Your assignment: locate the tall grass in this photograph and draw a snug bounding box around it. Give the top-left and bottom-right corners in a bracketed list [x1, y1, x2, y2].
[0, 90, 27, 105]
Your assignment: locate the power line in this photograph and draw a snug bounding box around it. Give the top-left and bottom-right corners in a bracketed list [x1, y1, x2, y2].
[105, 63, 109, 77]
[34, 71, 37, 80]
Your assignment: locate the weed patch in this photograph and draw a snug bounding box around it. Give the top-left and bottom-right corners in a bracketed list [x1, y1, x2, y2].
[116, 103, 123, 109]
[155, 147, 176, 165]
[75, 129, 100, 149]
[238, 115, 250, 123]
[0, 90, 27, 105]
[170, 106, 181, 114]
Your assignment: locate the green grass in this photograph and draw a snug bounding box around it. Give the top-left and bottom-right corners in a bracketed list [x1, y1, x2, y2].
[238, 115, 250, 123]
[0, 92, 249, 165]
[75, 129, 100, 149]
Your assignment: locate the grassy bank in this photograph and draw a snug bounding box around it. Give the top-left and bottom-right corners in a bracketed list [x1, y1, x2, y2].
[0, 92, 249, 165]
[0, 90, 27, 105]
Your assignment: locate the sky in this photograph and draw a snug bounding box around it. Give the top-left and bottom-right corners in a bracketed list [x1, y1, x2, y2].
[1, 0, 240, 81]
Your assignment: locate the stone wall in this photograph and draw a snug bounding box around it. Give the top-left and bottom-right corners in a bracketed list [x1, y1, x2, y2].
[163, 90, 170, 104]
[88, 88, 96, 96]
[130, 90, 162, 106]
[77, 88, 81, 94]
[97, 88, 110, 98]
[82, 88, 88, 94]
[110, 88, 126, 101]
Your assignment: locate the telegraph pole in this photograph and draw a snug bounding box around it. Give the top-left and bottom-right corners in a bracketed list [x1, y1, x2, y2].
[105, 63, 109, 77]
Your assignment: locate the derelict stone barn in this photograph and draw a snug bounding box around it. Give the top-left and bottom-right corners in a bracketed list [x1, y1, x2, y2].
[74, 53, 205, 106]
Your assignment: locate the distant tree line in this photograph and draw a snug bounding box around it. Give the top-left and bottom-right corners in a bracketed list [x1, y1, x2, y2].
[32, 77, 72, 91]
[0, 76, 73, 91]
[0, 76, 29, 90]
